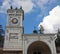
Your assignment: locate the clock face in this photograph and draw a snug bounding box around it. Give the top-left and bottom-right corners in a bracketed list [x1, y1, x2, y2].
[11, 18, 18, 24]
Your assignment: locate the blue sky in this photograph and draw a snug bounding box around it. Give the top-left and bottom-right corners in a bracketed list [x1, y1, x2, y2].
[0, 0, 60, 34]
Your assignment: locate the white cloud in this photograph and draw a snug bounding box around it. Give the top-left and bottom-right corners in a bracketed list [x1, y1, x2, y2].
[33, 0, 56, 15]
[0, 0, 34, 13]
[38, 5, 60, 33]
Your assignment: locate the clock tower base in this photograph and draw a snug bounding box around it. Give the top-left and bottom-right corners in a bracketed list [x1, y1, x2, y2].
[3, 27, 23, 51]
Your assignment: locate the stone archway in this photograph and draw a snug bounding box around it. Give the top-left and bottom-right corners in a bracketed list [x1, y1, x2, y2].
[27, 41, 51, 54]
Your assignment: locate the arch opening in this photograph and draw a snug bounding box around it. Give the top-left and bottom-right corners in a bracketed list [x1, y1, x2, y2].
[27, 41, 51, 54]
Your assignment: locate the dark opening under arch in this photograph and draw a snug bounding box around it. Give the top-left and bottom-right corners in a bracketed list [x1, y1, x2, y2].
[27, 41, 51, 54]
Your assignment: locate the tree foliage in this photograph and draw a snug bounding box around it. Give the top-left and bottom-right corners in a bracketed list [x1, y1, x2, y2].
[55, 29, 60, 46]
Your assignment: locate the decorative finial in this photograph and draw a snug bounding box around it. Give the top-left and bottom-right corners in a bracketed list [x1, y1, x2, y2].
[20, 6, 22, 9]
[15, 7, 17, 10]
[10, 6, 13, 9]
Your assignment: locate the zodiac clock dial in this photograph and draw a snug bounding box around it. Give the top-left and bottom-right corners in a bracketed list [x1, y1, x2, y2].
[11, 18, 18, 24]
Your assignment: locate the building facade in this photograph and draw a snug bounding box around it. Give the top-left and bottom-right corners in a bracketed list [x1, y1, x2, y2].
[0, 7, 58, 54]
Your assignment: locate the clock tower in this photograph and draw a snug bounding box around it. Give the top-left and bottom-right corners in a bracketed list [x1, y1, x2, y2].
[3, 6, 24, 51]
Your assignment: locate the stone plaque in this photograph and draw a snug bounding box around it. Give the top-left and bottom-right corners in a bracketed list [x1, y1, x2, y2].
[9, 33, 18, 39]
